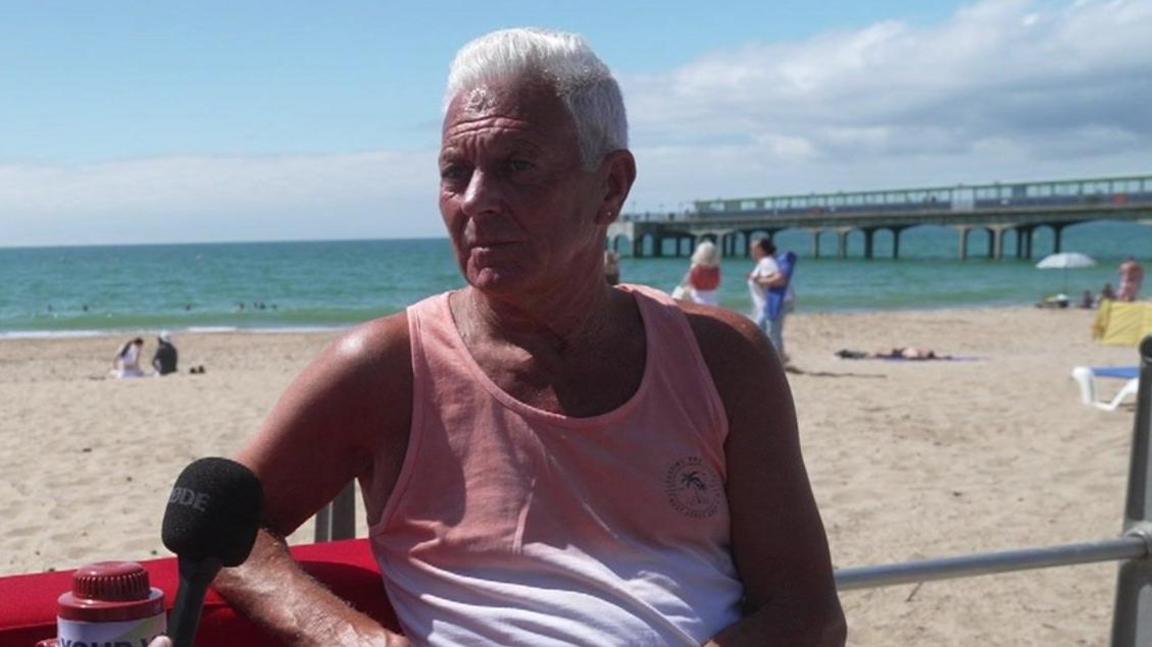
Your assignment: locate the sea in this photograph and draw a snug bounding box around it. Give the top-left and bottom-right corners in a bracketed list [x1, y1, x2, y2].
[3, 220, 1150, 339]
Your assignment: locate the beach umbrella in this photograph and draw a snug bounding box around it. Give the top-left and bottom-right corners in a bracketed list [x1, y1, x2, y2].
[1036, 252, 1096, 294]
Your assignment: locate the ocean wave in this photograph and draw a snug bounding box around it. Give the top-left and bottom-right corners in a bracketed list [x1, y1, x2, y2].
[0, 330, 108, 340]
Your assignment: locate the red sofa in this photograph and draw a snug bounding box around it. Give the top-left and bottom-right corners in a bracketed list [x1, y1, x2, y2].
[0, 539, 399, 646]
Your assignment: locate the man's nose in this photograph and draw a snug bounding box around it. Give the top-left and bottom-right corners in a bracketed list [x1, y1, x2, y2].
[461, 168, 503, 218]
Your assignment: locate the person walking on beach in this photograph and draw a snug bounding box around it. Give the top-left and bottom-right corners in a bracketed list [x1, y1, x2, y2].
[210, 28, 843, 646]
[748, 239, 793, 361]
[1118, 257, 1144, 302]
[677, 240, 722, 305]
[151, 331, 178, 376]
[111, 338, 146, 378]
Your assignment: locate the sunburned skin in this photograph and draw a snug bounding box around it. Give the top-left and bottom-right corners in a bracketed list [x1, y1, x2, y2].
[438, 79, 597, 303]
[462, 84, 497, 113]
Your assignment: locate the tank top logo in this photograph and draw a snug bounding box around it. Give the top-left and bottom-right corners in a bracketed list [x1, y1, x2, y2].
[664, 456, 721, 518]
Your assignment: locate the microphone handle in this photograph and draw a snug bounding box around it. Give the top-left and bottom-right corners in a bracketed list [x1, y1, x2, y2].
[170, 557, 223, 647]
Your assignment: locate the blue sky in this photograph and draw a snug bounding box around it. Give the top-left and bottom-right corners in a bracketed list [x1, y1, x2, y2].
[2, 0, 1150, 246]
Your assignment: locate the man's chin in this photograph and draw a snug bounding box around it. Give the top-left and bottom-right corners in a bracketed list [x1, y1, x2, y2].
[467, 266, 528, 294]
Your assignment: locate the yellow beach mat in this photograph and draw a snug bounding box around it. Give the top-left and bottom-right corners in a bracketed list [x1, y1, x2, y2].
[1093, 300, 1152, 346]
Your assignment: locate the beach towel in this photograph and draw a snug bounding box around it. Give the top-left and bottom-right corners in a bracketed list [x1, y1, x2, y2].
[1092, 300, 1152, 347]
[767, 251, 797, 321]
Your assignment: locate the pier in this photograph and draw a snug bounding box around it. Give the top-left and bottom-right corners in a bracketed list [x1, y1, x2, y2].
[608, 174, 1152, 260]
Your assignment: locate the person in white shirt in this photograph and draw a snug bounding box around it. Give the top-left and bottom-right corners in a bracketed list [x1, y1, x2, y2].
[111, 337, 146, 378]
[748, 239, 789, 360]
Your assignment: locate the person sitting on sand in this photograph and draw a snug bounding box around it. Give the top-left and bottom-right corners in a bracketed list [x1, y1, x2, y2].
[111, 338, 146, 378]
[1079, 290, 1095, 309]
[152, 331, 178, 376]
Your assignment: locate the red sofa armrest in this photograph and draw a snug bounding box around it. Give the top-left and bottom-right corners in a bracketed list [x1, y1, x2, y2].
[0, 538, 399, 646]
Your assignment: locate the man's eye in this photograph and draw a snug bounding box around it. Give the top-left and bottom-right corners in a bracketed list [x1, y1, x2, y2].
[440, 165, 469, 181]
[506, 160, 533, 173]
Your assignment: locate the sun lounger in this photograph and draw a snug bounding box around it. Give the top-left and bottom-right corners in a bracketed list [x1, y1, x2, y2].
[1071, 366, 1140, 411]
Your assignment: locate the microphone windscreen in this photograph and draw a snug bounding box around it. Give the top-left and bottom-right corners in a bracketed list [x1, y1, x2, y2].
[161, 457, 263, 567]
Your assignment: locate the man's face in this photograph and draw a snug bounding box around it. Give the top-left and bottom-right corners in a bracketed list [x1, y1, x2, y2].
[438, 78, 605, 296]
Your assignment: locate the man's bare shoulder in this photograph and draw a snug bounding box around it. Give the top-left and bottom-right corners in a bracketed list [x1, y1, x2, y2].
[243, 311, 412, 465]
[674, 301, 790, 427]
[323, 311, 411, 375]
[676, 302, 778, 375]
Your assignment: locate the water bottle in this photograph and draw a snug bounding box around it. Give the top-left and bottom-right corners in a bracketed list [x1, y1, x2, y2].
[38, 561, 166, 647]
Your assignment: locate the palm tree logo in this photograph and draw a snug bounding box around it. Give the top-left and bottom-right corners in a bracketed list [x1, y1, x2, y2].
[680, 471, 708, 504]
[665, 457, 719, 517]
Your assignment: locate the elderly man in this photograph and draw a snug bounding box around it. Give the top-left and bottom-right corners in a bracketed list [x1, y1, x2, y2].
[213, 28, 844, 646]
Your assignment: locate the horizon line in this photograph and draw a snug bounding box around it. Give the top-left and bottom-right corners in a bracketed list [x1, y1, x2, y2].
[0, 235, 452, 251]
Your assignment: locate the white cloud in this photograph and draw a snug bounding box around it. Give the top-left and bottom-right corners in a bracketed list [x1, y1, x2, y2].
[1, 151, 442, 246]
[622, 0, 1152, 205]
[3, 0, 1149, 245]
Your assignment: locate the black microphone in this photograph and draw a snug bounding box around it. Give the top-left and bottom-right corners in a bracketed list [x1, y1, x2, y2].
[162, 457, 263, 647]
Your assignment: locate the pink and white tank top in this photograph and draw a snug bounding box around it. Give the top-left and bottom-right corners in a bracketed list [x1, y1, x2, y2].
[365, 285, 743, 645]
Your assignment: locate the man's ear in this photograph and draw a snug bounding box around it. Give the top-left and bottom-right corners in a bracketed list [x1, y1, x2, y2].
[594, 150, 637, 225]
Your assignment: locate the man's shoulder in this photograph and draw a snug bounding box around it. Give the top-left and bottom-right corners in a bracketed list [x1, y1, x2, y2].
[327, 311, 411, 371]
[677, 302, 772, 368]
[675, 302, 784, 418]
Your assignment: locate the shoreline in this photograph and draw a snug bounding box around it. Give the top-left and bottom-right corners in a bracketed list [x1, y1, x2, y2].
[0, 324, 351, 341]
[0, 305, 1140, 645]
[0, 299, 1104, 341]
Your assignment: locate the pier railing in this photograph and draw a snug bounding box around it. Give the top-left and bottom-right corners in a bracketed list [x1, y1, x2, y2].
[312, 337, 1152, 645]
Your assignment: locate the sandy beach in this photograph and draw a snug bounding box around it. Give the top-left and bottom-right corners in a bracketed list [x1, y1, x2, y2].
[0, 305, 1140, 645]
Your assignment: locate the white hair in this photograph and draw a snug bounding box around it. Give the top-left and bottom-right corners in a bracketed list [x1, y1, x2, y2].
[691, 241, 721, 267]
[445, 28, 628, 169]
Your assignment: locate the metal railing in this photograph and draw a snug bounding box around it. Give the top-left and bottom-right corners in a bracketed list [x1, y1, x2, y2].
[312, 337, 1152, 645]
[312, 481, 355, 543]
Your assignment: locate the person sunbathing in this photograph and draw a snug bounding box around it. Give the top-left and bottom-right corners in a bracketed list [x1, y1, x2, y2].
[836, 347, 951, 360]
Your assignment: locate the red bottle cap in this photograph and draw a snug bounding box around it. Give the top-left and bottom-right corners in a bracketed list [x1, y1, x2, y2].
[57, 561, 165, 622]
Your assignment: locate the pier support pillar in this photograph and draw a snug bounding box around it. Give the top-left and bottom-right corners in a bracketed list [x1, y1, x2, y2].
[836, 228, 851, 260]
[863, 228, 876, 260]
[957, 226, 971, 261]
[1011, 225, 1035, 260]
[890, 226, 908, 260]
[810, 229, 822, 259]
[1052, 223, 1066, 255]
[990, 225, 1008, 261]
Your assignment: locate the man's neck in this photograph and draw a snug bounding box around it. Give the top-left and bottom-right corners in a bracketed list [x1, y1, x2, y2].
[454, 280, 620, 354]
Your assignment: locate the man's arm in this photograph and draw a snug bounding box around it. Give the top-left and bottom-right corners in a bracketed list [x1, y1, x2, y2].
[212, 314, 413, 647]
[684, 304, 846, 646]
